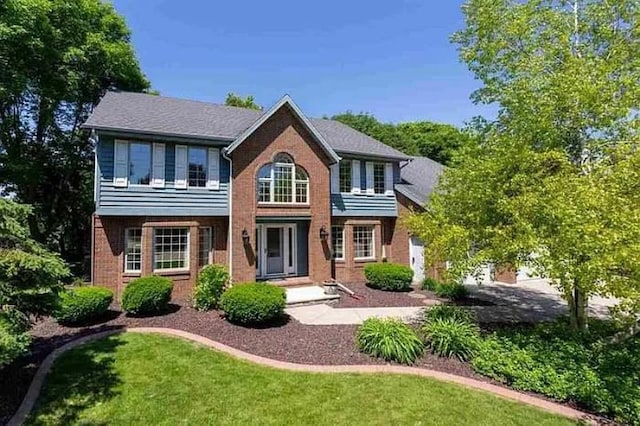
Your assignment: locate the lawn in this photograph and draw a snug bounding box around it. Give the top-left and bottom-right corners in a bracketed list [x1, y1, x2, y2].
[27, 333, 575, 425]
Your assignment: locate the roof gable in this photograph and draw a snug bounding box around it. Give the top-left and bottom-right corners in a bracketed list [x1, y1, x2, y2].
[224, 95, 340, 164]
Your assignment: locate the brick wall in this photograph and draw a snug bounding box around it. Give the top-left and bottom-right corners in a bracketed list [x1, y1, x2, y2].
[92, 215, 228, 301]
[230, 105, 333, 283]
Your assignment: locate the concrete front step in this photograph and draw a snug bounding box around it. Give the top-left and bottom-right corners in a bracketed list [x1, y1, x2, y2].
[285, 285, 340, 305]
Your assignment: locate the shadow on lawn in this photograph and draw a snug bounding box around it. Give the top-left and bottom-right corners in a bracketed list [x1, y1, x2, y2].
[29, 334, 125, 425]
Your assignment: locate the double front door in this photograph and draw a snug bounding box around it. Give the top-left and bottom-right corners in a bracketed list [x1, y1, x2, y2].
[257, 224, 296, 278]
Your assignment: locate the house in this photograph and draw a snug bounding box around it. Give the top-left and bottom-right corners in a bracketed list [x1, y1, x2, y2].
[83, 92, 444, 299]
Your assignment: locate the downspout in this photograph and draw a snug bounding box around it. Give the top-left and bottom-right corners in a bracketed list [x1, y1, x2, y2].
[90, 130, 98, 284]
[221, 147, 233, 279]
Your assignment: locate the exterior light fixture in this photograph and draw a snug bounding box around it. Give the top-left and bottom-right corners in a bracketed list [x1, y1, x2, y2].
[319, 225, 329, 241]
[242, 229, 250, 245]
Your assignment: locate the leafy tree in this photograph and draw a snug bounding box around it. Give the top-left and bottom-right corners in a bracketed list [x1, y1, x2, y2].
[224, 93, 262, 110]
[408, 0, 640, 331]
[0, 0, 150, 276]
[331, 112, 469, 164]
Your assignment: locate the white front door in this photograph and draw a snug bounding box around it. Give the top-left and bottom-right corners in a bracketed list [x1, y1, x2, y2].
[258, 224, 296, 278]
[409, 236, 425, 283]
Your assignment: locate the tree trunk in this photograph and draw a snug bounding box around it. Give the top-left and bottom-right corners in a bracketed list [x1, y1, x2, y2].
[569, 286, 588, 331]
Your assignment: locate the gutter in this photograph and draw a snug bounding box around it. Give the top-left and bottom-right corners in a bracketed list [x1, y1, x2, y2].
[221, 147, 233, 279]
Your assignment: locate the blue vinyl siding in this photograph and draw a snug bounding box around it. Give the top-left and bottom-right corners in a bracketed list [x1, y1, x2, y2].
[96, 135, 229, 216]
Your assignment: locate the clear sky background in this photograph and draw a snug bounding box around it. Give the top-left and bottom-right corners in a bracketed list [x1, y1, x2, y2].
[110, 0, 496, 127]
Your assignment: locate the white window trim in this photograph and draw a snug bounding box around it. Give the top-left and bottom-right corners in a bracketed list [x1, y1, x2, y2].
[257, 161, 310, 205]
[152, 227, 190, 272]
[198, 226, 214, 267]
[124, 227, 142, 273]
[339, 161, 352, 194]
[354, 226, 376, 261]
[331, 226, 345, 261]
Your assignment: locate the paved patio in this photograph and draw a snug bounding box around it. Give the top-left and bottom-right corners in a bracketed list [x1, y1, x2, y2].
[285, 304, 425, 325]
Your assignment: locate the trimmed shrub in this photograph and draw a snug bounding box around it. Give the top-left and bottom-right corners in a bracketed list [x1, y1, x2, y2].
[421, 277, 439, 291]
[54, 286, 113, 325]
[121, 275, 173, 315]
[422, 317, 480, 361]
[434, 282, 469, 300]
[423, 304, 476, 325]
[219, 283, 286, 325]
[364, 263, 414, 291]
[356, 317, 424, 364]
[193, 265, 229, 311]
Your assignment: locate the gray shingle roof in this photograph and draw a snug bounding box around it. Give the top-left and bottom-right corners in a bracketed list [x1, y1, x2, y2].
[83, 91, 408, 160]
[397, 156, 445, 207]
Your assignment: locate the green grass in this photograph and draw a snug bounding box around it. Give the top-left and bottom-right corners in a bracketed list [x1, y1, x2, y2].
[28, 333, 576, 426]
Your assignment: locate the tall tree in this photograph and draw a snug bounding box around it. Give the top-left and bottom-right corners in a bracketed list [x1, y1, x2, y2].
[224, 93, 262, 110]
[0, 0, 150, 276]
[408, 0, 640, 331]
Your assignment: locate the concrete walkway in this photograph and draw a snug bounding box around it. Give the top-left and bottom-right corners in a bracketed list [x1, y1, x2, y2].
[9, 327, 596, 425]
[285, 304, 424, 325]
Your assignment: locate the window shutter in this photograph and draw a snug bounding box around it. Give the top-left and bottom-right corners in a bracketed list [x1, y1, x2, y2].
[113, 140, 128, 187]
[175, 145, 188, 189]
[330, 163, 339, 193]
[151, 143, 165, 188]
[351, 160, 361, 194]
[207, 147, 220, 190]
[384, 162, 394, 195]
[365, 162, 374, 195]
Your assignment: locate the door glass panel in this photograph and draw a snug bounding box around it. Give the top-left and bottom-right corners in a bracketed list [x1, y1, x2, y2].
[266, 228, 284, 274]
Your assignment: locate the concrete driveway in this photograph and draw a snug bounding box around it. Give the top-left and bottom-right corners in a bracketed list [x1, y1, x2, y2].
[465, 279, 619, 323]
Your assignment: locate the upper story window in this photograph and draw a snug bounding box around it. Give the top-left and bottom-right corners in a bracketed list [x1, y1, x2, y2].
[129, 142, 151, 185]
[339, 161, 352, 193]
[188, 147, 207, 187]
[373, 163, 385, 194]
[257, 153, 309, 204]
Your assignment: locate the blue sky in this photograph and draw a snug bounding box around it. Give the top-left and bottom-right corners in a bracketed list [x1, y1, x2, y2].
[111, 0, 495, 127]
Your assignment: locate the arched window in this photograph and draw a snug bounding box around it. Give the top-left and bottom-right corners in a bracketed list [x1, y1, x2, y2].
[257, 153, 309, 204]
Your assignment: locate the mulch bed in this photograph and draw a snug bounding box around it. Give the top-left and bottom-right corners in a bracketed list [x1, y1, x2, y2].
[332, 282, 444, 308]
[0, 294, 608, 425]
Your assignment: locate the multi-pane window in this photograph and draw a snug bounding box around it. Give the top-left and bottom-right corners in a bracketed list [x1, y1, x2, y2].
[198, 227, 212, 267]
[124, 228, 142, 272]
[129, 143, 151, 185]
[331, 226, 344, 260]
[339, 161, 352, 193]
[256, 153, 309, 204]
[154, 228, 189, 270]
[188, 147, 207, 187]
[353, 226, 374, 259]
[373, 163, 385, 194]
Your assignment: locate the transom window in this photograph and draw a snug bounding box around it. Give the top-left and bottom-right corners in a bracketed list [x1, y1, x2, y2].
[339, 161, 352, 193]
[353, 226, 375, 260]
[124, 228, 142, 272]
[129, 142, 151, 185]
[257, 153, 309, 204]
[188, 147, 207, 187]
[154, 228, 189, 271]
[373, 163, 385, 194]
[331, 226, 344, 260]
[198, 227, 213, 267]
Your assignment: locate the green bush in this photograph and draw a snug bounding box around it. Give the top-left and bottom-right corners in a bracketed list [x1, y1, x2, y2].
[421, 277, 439, 291]
[356, 317, 424, 364]
[434, 282, 469, 300]
[472, 319, 640, 425]
[219, 283, 286, 325]
[193, 265, 229, 311]
[364, 263, 414, 291]
[422, 317, 480, 361]
[121, 275, 173, 315]
[54, 286, 113, 325]
[423, 304, 476, 325]
[0, 322, 30, 369]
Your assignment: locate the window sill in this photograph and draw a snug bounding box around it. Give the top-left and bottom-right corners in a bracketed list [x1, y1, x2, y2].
[152, 268, 191, 276]
[333, 258, 345, 263]
[354, 257, 377, 264]
[257, 203, 310, 208]
[123, 271, 141, 277]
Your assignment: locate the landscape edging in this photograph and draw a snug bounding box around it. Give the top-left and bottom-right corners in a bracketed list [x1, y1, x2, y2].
[9, 327, 595, 425]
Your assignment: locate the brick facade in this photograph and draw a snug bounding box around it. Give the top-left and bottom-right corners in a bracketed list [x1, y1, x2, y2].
[229, 104, 333, 284]
[92, 215, 227, 300]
